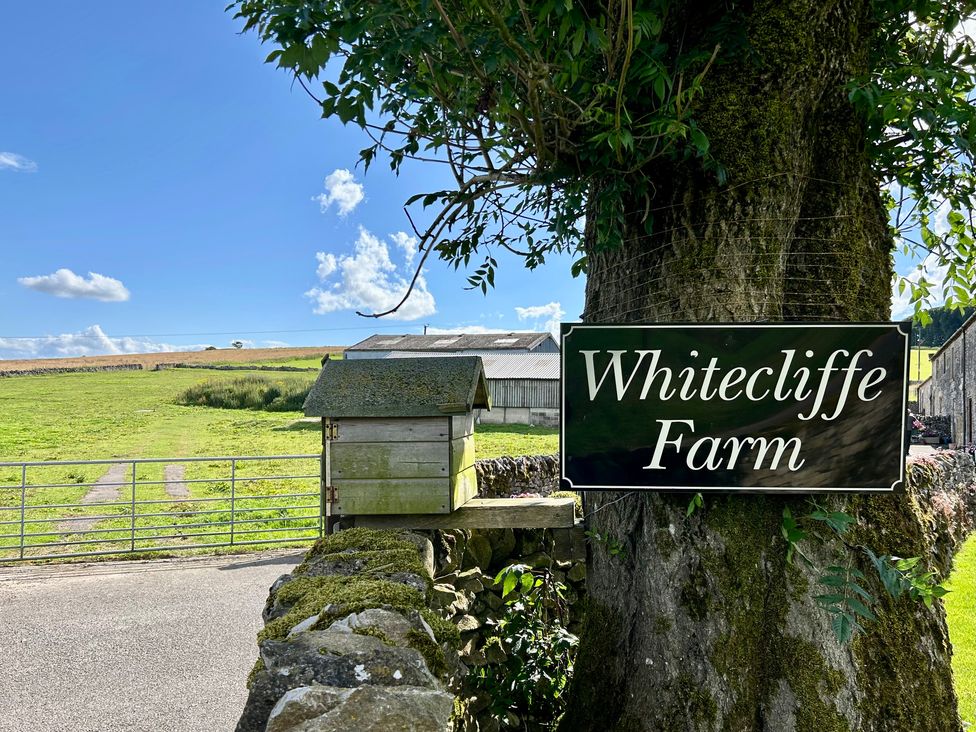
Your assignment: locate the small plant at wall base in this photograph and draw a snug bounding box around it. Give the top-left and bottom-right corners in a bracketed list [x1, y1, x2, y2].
[472, 564, 578, 729]
[584, 529, 626, 558]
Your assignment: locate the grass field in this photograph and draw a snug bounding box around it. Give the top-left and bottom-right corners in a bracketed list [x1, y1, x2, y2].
[947, 534, 976, 725]
[0, 366, 557, 559]
[909, 347, 938, 383]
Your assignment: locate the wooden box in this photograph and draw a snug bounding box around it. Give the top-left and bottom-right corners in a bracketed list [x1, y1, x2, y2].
[327, 414, 477, 515]
[304, 356, 490, 516]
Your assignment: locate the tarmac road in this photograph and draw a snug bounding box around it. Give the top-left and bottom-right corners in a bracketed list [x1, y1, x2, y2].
[0, 550, 304, 732]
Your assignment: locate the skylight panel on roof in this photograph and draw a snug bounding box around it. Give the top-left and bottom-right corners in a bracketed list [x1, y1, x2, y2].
[374, 339, 402, 346]
[433, 337, 461, 346]
[493, 338, 519, 344]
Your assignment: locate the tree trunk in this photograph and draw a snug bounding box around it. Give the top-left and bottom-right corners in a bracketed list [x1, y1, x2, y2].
[561, 1, 961, 730]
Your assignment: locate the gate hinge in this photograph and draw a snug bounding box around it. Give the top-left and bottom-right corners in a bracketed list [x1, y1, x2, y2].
[324, 421, 340, 441]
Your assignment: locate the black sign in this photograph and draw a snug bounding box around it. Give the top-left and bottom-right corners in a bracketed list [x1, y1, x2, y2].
[561, 323, 910, 493]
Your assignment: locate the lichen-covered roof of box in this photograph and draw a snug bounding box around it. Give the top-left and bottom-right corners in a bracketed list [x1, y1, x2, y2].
[303, 356, 491, 417]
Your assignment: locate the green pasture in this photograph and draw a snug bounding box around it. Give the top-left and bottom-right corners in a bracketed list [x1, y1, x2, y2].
[947, 534, 976, 725]
[215, 354, 339, 369]
[0, 367, 557, 559]
[909, 347, 938, 383]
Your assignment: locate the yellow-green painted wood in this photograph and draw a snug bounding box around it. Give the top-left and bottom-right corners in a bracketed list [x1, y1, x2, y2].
[329, 417, 449, 443]
[334, 477, 451, 515]
[451, 464, 478, 511]
[451, 413, 475, 438]
[332, 441, 449, 480]
[449, 435, 476, 475]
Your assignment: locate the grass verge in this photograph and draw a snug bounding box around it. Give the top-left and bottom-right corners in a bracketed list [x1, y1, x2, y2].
[947, 534, 976, 725]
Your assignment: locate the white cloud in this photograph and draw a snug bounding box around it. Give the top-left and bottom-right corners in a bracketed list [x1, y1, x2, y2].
[0, 152, 37, 173]
[891, 253, 949, 319]
[18, 268, 130, 302]
[314, 168, 364, 216]
[306, 227, 436, 320]
[0, 325, 202, 360]
[515, 301, 565, 336]
[262, 340, 290, 348]
[316, 252, 337, 278]
[390, 231, 417, 266]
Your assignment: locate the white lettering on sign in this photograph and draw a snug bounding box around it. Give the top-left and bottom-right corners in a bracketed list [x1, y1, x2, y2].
[642, 420, 806, 472]
[581, 347, 885, 474]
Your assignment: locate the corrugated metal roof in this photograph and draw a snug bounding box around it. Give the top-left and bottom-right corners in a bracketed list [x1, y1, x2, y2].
[303, 356, 490, 417]
[347, 332, 557, 352]
[381, 352, 559, 380]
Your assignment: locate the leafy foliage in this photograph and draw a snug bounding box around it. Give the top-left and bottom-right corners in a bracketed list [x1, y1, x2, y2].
[584, 528, 626, 557]
[230, 0, 720, 312]
[231, 0, 976, 317]
[473, 563, 578, 727]
[857, 1, 976, 320]
[779, 502, 949, 644]
[913, 305, 976, 345]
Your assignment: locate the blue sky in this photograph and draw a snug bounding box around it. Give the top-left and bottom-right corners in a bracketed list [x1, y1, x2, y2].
[0, 3, 926, 360]
[0, 1, 584, 359]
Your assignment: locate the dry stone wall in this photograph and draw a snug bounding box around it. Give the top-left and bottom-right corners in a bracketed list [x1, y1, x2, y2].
[237, 528, 458, 732]
[906, 450, 976, 574]
[0, 363, 144, 378]
[474, 455, 558, 498]
[237, 521, 586, 732]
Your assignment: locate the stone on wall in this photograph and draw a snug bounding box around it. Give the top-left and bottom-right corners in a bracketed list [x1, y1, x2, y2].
[266, 685, 454, 732]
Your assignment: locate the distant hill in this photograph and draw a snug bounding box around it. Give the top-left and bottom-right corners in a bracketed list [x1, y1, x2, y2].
[914, 306, 976, 347]
[0, 346, 342, 373]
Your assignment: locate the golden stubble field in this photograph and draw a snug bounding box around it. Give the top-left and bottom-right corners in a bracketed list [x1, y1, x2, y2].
[0, 346, 343, 373]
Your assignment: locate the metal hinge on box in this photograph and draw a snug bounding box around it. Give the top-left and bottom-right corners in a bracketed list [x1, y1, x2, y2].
[324, 420, 340, 441]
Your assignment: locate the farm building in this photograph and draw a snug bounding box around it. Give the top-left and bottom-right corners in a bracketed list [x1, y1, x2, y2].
[378, 351, 560, 427]
[343, 332, 561, 426]
[343, 332, 559, 358]
[916, 311, 976, 444]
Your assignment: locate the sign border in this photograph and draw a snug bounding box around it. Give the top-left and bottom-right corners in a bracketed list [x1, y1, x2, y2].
[559, 322, 911, 493]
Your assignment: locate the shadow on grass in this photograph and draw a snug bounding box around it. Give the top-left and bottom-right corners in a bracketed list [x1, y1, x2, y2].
[273, 420, 321, 432]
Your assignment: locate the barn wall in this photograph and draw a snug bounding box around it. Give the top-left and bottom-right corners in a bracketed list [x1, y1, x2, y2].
[487, 378, 558, 409]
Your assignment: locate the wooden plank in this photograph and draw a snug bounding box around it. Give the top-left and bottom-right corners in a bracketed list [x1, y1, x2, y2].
[449, 435, 476, 475]
[330, 417, 449, 443]
[332, 441, 449, 480]
[334, 477, 450, 515]
[451, 413, 475, 438]
[450, 464, 478, 511]
[349, 497, 577, 529]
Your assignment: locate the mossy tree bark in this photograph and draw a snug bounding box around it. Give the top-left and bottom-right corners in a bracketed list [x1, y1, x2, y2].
[561, 1, 961, 730]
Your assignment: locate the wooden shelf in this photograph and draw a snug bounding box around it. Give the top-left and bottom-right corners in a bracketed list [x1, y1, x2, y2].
[347, 497, 577, 530]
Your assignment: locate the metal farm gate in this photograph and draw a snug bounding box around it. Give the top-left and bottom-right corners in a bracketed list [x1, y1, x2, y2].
[0, 455, 322, 562]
